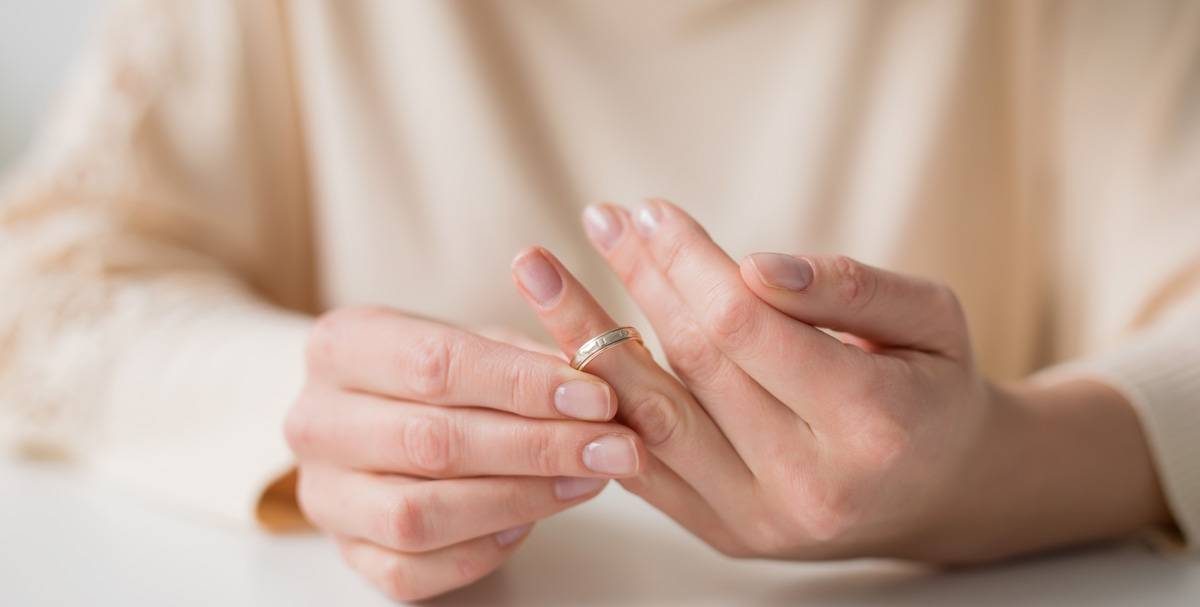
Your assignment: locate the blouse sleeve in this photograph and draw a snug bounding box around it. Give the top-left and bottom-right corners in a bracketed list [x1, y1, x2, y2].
[1038, 1, 1200, 550]
[0, 0, 315, 528]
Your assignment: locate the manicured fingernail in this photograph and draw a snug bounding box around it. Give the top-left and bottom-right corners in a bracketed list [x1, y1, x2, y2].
[554, 380, 613, 420]
[554, 477, 607, 501]
[750, 253, 813, 291]
[583, 205, 623, 251]
[633, 202, 661, 237]
[582, 435, 638, 476]
[495, 524, 532, 547]
[513, 249, 563, 306]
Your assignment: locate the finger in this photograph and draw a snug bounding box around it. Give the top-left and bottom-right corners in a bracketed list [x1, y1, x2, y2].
[510, 246, 757, 510]
[582, 203, 804, 454]
[285, 388, 646, 478]
[628, 198, 859, 408]
[308, 306, 617, 421]
[337, 528, 530, 603]
[299, 464, 606, 552]
[618, 455, 750, 557]
[474, 325, 563, 358]
[741, 253, 970, 359]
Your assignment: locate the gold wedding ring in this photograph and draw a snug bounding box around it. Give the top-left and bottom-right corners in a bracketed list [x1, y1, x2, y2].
[570, 326, 644, 371]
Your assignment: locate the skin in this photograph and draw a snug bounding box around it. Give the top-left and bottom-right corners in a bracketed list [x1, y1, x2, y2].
[284, 309, 650, 601]
[285, 197, 1170, 600]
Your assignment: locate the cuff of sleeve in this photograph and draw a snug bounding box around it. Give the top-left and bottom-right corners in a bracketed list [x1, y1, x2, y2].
[87, 305, 313, 531]
[1037, 318, 1200, 552]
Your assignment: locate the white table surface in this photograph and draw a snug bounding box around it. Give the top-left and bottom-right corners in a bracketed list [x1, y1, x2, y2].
[3, 457, 1198, 606]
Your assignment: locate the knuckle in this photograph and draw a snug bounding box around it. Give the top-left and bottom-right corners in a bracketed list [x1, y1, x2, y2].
[704, 286, 757, 345]
[795, 482, 861, 544]
[657, 235, 688, 280]
[614, 252, 654, 287]
[377, 555, 418, 602]
[836, 385, 913, 471]
[526, 427, 561, 476]
[282, 403, 318, 454]
[404, 335, 452, 400]
[856, 416, 912, 471]
[771, 468, 860, 546]
[383, 493, 429, 551]
[400, 414, 458, 475]
[804, 506, 857, 545]
[830, 255, 878, 312]
[306, 311, 347, 368]
[506, 354, 543, 415]
[623, 390, 680, 447]
[307, 306, 395, 369]
[454, 553, 492, 583]
[841, 380, 914, 465]
[663, 324, 724, 383]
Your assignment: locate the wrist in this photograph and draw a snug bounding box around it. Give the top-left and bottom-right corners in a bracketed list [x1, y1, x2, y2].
[912, 378, 1169, 564]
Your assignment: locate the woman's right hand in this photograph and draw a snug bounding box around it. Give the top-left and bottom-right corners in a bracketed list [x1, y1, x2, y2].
[283, 306, 647, 601]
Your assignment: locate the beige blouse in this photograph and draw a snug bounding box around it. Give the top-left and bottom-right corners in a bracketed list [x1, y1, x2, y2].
[1, 0, 1198, 547]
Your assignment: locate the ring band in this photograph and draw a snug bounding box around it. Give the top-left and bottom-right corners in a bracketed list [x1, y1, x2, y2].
[570, 326, 644, 371]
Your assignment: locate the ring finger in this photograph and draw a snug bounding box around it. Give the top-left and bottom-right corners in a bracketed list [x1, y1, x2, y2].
[582, 203, 805, 461]
[510, 246, 755, 512]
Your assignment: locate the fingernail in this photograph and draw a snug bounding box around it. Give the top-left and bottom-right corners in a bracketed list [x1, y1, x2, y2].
[554, 380, 613, 420]
[554, 477, 607, 501]
[513, 249, 563, 306]
[750, 253, 813, 291]
[633, 201, 661, 237]
[583, 205, 623, 251]
[582, 435, 638, 476]
[495, 524, 532, 547]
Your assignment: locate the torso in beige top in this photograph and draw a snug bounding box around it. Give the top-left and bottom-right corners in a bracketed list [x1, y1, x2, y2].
[290, 1, 1196, 380]
[2, 0, 1198, 537]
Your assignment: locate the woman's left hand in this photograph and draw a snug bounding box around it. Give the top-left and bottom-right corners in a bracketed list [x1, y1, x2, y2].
[511, 198, 1168, 563]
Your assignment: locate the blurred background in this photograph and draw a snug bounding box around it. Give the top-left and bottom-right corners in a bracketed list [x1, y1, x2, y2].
[0, 1, 102, 170]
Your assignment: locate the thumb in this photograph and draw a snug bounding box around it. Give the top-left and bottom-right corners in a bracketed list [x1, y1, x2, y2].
[739, 253, 969, 359]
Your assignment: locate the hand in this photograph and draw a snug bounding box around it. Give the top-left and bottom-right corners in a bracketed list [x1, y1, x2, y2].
[511, 198, 1168, 562]
[283, 307, 648, 601]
